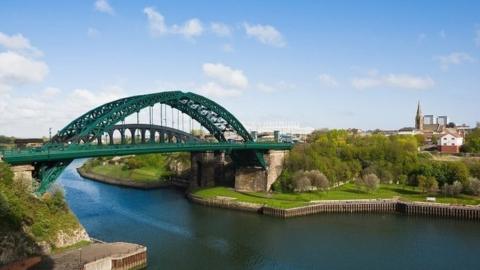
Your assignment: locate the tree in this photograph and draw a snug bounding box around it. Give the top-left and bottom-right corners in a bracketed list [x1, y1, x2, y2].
[305, 170, 329, 191]
[447, 122, 456, 128]
[468, 178, 480, 196]
[463, 128, 480, 153]
[418, 175, 438, 193]
[452, 181, 463, 196]
[362, 173, 380, 192]
[398, 174, 408, 187]
[293, 175, 311, 192]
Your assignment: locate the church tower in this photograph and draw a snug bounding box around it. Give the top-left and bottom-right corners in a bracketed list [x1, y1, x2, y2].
[415, 101, 423, 130]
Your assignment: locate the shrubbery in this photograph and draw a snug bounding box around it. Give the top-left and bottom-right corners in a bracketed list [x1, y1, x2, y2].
[277, 130, 480, 196]
[0, 162, 80, 243]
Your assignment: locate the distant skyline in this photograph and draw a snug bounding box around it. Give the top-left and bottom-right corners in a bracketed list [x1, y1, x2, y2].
[1, 0, 479, 137]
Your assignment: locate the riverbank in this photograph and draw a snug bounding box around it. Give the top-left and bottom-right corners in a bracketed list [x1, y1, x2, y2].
[189, 184, 480, 220]
[77, 167, 170, 189]
[188, 193, 480, 220]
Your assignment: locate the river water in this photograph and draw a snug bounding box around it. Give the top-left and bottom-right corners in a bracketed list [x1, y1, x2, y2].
[58, 160, 480, 270]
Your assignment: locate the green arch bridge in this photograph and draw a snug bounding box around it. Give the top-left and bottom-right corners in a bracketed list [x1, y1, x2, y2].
[1, 91, 292, 194]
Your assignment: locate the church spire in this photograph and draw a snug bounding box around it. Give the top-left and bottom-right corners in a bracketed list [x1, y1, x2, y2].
[415, 101, 423, 130]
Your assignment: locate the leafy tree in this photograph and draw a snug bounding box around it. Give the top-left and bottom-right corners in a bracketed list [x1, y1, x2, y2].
[293, 174, 311, 192]
[468, 178, 480, 196]
[398, 174, 408, 187]
[463, 128, 480, 153]
[418, 175, 438, 193]
[305, 170, 329, 191]
[362, 173, 380, 192]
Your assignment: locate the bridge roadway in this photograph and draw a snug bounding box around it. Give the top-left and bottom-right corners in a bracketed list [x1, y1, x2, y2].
[1, 142, 293, 165]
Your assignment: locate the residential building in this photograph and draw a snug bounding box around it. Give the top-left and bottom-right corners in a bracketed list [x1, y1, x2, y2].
[438, 131, 463, 154]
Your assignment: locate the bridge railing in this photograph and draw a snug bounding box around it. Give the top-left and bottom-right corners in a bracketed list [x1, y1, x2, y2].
[2, 141, 293, 155]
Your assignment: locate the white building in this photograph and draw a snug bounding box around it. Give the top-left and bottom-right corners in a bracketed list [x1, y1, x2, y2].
[438, 131, 463, 154]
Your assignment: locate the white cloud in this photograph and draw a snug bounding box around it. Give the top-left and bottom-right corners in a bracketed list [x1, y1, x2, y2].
[352, 73, 434, 90]
[143, 7, 203, 39]
[143, 7, 168, 36]
[256, 81, 295, 93]
[244, 23, 286, 47]
[317, 74, 339, 87]
[199, 82, 242, 98]
[0, 32, 48, 104]
[171, 18, 204, 38]
[0, 32, 42, 56]
[202, 63, 248, 89]
[0, 86, 125, 137]
[211, 22, 232, 37]
[87, 27, 101, 38]
[384, 74, 434, 89]
[43, 87, 61, 97]
[435, 52, 475, 70]
[0, 51, 49, 91]
[94, 0, 114, 15]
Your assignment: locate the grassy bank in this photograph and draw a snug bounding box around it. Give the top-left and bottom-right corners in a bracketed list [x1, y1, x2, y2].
[192, 183, 480, 209]
[0, 162, 85, 257]
[81, 153, 190, 184]
[87, 164, 167, 183]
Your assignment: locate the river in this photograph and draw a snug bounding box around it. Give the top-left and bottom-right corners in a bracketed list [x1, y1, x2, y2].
[58, 160, 480, 270]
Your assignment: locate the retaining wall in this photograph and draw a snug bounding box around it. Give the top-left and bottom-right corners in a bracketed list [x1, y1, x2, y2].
[189, 195, 480, 220]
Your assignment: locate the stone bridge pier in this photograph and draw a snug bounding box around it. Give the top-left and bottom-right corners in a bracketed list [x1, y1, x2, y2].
[190, 150, 287, 192]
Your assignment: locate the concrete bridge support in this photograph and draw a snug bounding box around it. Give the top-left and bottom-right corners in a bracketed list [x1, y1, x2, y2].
[190, 152, 227, 188]
[191, 150, 287, 192]
[10, 165, 35, 192]
[234, 150, 286, 192]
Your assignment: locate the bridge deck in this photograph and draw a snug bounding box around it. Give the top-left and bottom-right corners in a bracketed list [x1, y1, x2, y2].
[2, 142, 293, 165]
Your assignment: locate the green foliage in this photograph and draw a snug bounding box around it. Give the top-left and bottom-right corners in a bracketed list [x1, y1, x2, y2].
[84, 152, 191, 183]
[463, 128, 480, 153]
[0, 162, 14, 185]
[417, 175, 439, 193]
[0, 166, 80, 245]
[0, 135, 15, 144]
[355, 173, 380, 193]
[469, 178, 480, 196]
[464, 159, 480, 179]
[283, 131, 419, 189]
[412, 160, 469, 187]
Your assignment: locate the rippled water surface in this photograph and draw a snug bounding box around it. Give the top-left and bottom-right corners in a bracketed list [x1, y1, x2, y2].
[59, 160, 480, 270]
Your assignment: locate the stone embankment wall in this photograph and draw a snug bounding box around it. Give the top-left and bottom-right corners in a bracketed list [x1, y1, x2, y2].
[187, 194, 263, 213]
[189, 195, 480, 221]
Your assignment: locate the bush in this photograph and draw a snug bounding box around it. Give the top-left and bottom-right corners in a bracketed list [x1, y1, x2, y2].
[418, 175, 438, 193]
[293, 174, 311, 192]
[305, 170, 329, 191]
[0, 162, 13, 185]
[468, 178, 480, 196]
[363, 173, 380, 192]
[355, 173, 380, 192]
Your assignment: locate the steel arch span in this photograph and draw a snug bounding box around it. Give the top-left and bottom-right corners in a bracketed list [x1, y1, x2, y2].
[1, 91, 293, 194]
[52, 91, 253, 144]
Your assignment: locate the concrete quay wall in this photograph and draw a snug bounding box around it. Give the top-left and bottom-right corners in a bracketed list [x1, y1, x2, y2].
[189, 195, 480, 221]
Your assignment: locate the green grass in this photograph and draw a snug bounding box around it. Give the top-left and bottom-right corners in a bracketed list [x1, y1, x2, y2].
[88, 164, 168, 183]
[192, 183, 480, 209]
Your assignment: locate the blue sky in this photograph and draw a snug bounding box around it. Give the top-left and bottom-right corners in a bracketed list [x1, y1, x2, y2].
[0, 0, 479, 137]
